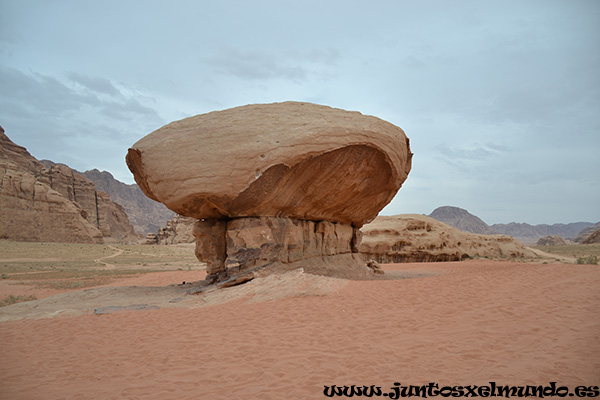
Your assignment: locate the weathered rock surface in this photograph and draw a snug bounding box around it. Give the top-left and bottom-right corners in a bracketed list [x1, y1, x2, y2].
[192, 216, 364, 283]
[360, 214, 536, 263]
[127, 102, 411, 283]
[0, 159, 104, 243]
[582, 229, 600, 244]
[575, 222, 600, 243]
[127, 101, 412, 227]
[536, 235, 567, 246]
[0, 126, 138, 243]
[156, 215, 196, 244]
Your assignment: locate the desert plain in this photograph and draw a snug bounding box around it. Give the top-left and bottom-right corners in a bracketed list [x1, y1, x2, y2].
[0, 240, 598, 399]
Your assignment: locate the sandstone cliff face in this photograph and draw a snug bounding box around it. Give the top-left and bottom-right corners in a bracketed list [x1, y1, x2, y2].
[127, 102, 412, 283]
[360, 214, 536, 263]
[0, 159, 104, 243]
[35, 162, 138, 242]
[0, 127, 138, 243]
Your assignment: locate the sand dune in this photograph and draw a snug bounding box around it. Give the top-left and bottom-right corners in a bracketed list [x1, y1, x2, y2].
[0, 260, 598, 399]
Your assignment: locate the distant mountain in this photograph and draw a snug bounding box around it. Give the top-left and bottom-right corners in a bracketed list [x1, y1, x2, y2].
[427, 205, 595, 244]
[490, 222, 594, 244]
[428, 206, 497, 235]
[80, 169, 175, 235]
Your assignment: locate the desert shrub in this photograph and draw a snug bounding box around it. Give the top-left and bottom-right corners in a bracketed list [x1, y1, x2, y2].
[576, 255, 598, 265]
[0, 294, 37, 307]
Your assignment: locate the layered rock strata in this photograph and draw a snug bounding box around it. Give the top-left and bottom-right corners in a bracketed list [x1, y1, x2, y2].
[0, 126, 138, 243]
[0, 159, 104, 243]
[360, 214, 536, 263]
[127, 102, 412, 282]
[194, 217, 362, 283]
[156, 215, 196, 245]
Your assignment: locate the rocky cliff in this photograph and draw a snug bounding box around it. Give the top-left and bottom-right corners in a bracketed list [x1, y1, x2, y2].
[0, 126, 138, 243]
[575, 222, 600, 243]
[582, 229, 600, 244]
[360, 214, 536, 263]
[80, 169, 174, 234]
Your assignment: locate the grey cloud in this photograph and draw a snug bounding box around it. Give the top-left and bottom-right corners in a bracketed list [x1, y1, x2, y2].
[438, 142, 505, 163]
[67, 72, 123, 97]
[401, 56, 427, 69]
[100, 98, 161, 122]
[0, 66, 160, 124]
[203, 47, 306, 81]
[202, 46, 342, 82]
[0, 66, 99, 116]
[303, 48, 341, 65]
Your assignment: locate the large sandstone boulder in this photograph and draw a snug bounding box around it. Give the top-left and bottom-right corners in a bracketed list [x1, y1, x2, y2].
[360, 214, 536, 263]
[127, 102, 412, 283]
[127, 102, 412, 227]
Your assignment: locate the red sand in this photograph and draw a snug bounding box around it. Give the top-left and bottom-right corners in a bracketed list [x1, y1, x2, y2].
[0, 270, 203, 301]
[1, 260, 598, 399]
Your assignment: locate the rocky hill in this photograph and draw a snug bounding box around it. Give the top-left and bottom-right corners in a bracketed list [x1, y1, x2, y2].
[581, 229, 600, 244]
[0, 126, 138, 243]
[79, 169, 174, 235]
[360, 214, 536, 263]
[428, 206, 497, 235]
[536, 235, 566, 246]
[575, 222, 600, 243]
[490, 221, 594, 244]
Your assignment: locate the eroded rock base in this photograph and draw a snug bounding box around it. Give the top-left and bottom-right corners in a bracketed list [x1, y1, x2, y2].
[193, 217, 368, 284]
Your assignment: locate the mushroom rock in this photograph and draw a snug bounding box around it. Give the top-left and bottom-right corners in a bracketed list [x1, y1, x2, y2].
[127, 102, 412, 283]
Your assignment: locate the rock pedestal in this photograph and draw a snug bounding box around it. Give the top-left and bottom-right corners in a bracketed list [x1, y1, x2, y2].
[194, 216, 362, 283]
[193, 219, 228, 283]
[127, 102, 412, 283]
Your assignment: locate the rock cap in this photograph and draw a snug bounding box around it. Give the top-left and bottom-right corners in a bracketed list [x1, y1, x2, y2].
[127, 101, 412, 226]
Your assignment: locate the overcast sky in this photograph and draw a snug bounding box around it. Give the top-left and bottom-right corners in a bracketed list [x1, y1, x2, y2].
[1, 0, 598, 225]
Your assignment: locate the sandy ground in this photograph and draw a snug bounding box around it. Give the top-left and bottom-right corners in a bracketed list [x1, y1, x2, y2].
[0, 259, 598, 399]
